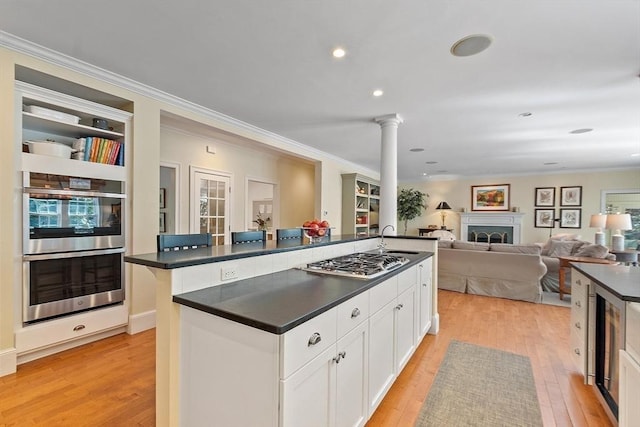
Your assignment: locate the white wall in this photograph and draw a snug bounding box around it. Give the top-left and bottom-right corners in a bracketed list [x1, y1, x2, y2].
[399, 169, 640, 244]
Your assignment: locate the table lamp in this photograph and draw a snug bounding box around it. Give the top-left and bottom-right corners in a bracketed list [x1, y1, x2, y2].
[589, 213, 607, 246]
[436, 201, 452, 229]
[605, 213, 632, 251]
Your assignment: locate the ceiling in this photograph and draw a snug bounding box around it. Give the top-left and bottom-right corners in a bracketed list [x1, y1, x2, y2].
[1, 0, 639, 181]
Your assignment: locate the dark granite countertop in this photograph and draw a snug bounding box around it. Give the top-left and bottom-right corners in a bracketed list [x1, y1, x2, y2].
[124, 233, 437, 269]
[572, 263, 640, 302]
[173, 251, 433, 334]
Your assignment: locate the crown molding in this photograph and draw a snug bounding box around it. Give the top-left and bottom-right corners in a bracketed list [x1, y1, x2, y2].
[0, 31, 378, 178]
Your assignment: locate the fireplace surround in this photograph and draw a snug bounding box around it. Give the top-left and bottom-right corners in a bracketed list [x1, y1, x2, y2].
[461, 212, 525, 244]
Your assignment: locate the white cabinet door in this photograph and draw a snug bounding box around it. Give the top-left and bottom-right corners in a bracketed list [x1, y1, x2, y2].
[368, 299, 396, 414]
[619, 350, 640, 427]
[395, 286, 416, 373]
[417, 261, 432, 339]
[336, 322, 369, 427]
[281, 345, 336, 427]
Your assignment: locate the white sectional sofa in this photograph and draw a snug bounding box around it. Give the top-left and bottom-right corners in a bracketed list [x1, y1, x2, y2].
[437, 240, 547, 303]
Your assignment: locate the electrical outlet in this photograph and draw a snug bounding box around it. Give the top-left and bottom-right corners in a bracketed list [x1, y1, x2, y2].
[221, 266, 238, 281]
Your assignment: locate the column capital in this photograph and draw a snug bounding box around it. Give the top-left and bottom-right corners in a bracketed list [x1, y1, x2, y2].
[374, 113, 403, 127]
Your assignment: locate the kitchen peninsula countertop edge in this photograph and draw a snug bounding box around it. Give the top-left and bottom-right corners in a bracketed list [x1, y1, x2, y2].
[124, 234, 437, 269]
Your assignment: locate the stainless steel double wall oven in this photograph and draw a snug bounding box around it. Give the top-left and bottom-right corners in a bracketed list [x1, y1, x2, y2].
[22, 172, 126, 323]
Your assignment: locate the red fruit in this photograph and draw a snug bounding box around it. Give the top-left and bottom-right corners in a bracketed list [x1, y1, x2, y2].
[320, 220, 330, 228]
[317, 228, 326, 236]
[303, 220, 312, 228]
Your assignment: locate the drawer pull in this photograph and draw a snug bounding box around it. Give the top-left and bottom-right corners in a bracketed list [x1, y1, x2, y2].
[574, 348, 581, 355]
[422, 282, 427, 287]
[575, 322, 581, 330]
[308, 332, 322, 347]
[332, 352, 346, 364]
[73, 324, 86, 332]
[575, 301, 582, 308]
[351, 308, 361, 318]
[395, 303, 404, 310]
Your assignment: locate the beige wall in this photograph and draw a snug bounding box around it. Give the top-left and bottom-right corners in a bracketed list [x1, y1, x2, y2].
[277, 157, 315, 228]
[399, 169, 640, 243]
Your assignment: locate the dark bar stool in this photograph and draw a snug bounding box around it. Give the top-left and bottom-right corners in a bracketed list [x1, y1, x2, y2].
[231, 230, 267, 244]
[276, 228, 303, 240]
[157, 233, 212, 252]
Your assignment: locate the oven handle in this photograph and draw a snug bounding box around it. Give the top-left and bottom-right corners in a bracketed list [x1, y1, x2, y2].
[23, 187, 125, 199]
[23, 247, 125, 261]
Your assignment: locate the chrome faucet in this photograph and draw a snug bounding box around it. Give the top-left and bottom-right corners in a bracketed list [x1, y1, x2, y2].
[378, 224, 395, 253]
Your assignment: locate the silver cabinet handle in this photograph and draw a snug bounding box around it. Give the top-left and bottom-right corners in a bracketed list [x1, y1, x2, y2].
[351, 308, 360, 318]
[575, 300, 581, 308]
[574, 348, 581, 355]
[333, 351, 347, 363]
[575, 322, 581, 330]
[308, 332, 322, 346]
[395, 303, 404, 310]
[422, 282, 427, 287]
[73, 324, 86, 332]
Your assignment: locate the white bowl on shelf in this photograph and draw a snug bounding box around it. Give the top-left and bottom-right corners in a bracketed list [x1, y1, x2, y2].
[26, 140, 74, 159]
[25, 105, 80, 124]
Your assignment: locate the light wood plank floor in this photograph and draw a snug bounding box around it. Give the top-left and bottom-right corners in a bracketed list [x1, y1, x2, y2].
[0, 290, 613, 426]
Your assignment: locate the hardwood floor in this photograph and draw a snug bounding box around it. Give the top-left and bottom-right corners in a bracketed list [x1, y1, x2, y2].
[0, 290, 613, 426]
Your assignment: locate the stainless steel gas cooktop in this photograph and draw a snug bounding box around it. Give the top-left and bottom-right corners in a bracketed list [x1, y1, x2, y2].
[304, 252, 409, 279]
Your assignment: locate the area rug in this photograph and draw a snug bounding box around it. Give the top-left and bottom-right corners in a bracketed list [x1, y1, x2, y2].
[414, 340, 543, 427]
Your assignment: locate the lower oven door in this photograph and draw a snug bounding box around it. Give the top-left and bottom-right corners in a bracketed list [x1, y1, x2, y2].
[23, 248, 125, 323]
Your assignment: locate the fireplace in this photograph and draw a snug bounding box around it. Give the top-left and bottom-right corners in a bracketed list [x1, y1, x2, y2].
[461, 212, 525, 244]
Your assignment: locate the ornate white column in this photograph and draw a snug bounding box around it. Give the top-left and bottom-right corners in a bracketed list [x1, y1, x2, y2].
[374, 113, 403, 236]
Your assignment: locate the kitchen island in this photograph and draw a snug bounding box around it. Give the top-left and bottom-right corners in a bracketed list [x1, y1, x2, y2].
[125, 234, 438, 427]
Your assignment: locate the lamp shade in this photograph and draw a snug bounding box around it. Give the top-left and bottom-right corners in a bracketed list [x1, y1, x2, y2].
[589, 214, 607, 229]
[605, 213, 632, 231]
[436, 201, 452, 210]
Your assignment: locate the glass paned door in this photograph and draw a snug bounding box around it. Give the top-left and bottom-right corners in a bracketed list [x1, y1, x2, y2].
[191, 169, 230, 245]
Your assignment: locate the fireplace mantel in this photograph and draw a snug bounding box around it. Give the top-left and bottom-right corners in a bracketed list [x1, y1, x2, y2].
[461, 212, 526, 244]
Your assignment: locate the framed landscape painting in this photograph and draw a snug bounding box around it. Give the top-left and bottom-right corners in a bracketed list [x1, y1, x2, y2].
[560, 208, 581, 228]
[535, 209, 555, 228]
[535, 187, 555, 207]
[471, 184, 510, 211]
[560, 186, 582, 206]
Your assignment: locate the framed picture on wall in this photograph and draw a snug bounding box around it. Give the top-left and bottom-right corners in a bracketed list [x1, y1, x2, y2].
[560, 186, 582, 206]
[534, 209, 555, 228]
[159, 212, 166, 233]
[559, 208, 581, 228]
[535, 187, 555, 207]
[471, 184, 510, 211]
[159, 188, 166, 209]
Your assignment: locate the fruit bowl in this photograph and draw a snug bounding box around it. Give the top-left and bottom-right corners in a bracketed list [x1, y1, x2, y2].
[302, 226, 330, 243]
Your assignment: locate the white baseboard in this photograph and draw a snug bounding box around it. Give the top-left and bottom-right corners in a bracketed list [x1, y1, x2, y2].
[429, 313, 440, 335]
[0, 348, 17, 377]
[127, 310, 156, 335]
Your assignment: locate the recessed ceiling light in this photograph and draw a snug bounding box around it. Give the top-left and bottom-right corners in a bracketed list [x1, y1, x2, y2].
[410, 148, 425, 152]
[451, 34, 493, 57]
[425, 161, 438, 164]
[372, 89, 384, 97]
[569, 128, 593, 134]
[332, 47, 346, 58]
[518, 112, 532, 117]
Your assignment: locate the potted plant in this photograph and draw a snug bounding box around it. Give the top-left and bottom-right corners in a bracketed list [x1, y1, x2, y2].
[397, 188, 429, 235]
[253, 212, 270, 231]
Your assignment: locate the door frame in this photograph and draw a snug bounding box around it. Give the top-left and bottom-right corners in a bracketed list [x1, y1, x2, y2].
[160, 161, 181, 234]
[190, 165, 232, 242]
[246, 177, 278, 232]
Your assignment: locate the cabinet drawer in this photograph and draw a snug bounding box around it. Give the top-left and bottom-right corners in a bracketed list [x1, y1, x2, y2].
[397, 266, 417, 294]
[281, 307, 337, 378]
[370, 276, 398, 314]
[337, 290, 369, 338]
[570, 327, 586, 376]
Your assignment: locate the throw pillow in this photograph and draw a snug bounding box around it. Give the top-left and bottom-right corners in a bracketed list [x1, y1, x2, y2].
[546, 240, 579, 258]
[574, 244, 609, 259]
[490, 244, 541, 255]
[452, 240, 490, 251]
[541, 234, 582, 255]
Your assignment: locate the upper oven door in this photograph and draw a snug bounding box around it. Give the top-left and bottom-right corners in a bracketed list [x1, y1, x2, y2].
[23, 172, 125, 254]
